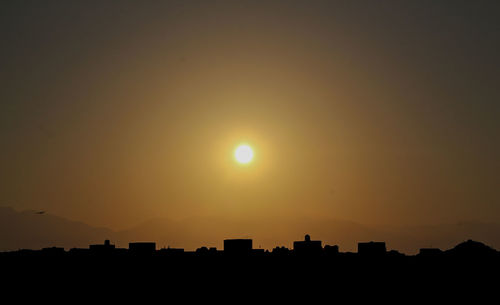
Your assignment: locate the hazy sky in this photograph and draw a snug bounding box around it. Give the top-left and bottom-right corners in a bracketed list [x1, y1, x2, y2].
[1, 0, 499, 231]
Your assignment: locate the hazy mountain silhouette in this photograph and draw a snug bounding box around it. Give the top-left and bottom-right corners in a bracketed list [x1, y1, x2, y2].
[0, 207, 120, 251]
[2, 206, 500, 253]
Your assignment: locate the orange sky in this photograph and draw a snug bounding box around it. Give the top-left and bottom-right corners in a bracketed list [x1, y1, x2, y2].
[0, 1, 499, 242]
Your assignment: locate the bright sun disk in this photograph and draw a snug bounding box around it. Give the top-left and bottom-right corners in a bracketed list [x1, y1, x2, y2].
[234, 145, 254, 164]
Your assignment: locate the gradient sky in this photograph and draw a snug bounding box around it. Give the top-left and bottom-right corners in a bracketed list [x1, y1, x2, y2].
[1, 1, 499, 232]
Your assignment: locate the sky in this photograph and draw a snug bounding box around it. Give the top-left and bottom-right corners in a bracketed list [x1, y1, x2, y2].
[1, 1, 499, 237]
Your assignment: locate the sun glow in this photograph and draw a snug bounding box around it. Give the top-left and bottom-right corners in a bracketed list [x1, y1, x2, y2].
[234, 144, 254, 164]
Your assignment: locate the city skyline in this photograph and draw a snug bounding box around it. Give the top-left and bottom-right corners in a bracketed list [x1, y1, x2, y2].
[3, 234, 497, 258]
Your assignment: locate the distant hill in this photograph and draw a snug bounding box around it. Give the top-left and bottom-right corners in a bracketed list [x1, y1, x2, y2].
[446, 239, 498, 257]
[0, 207, 119, 251]
[1, 206, 500, 253]
[378, 222, 500, 254]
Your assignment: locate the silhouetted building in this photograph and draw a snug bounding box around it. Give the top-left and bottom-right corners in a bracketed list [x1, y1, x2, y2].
[196, 247, 209, 255]
[324, 245, 339, 255]
[293, 234, 322, 255]
[129, 242, 156, 255]
[224, 239, 252, 255]
[358, 242, 386, 256]
[90, 240, 115, 254]
[272, 246, 291, 256]
[196, 247, 219, 256]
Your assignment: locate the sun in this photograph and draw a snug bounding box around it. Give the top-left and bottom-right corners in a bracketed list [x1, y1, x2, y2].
[234, 144, 254, 164]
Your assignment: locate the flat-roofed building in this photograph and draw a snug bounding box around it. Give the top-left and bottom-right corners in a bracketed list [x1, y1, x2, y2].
[224, 239, 252, 255]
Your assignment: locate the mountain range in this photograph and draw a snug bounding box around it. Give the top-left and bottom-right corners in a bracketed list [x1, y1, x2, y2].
[1, 206, 499, 254]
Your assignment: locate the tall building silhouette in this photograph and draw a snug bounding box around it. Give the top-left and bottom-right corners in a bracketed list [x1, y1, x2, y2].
[293, 234, 322, 255]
